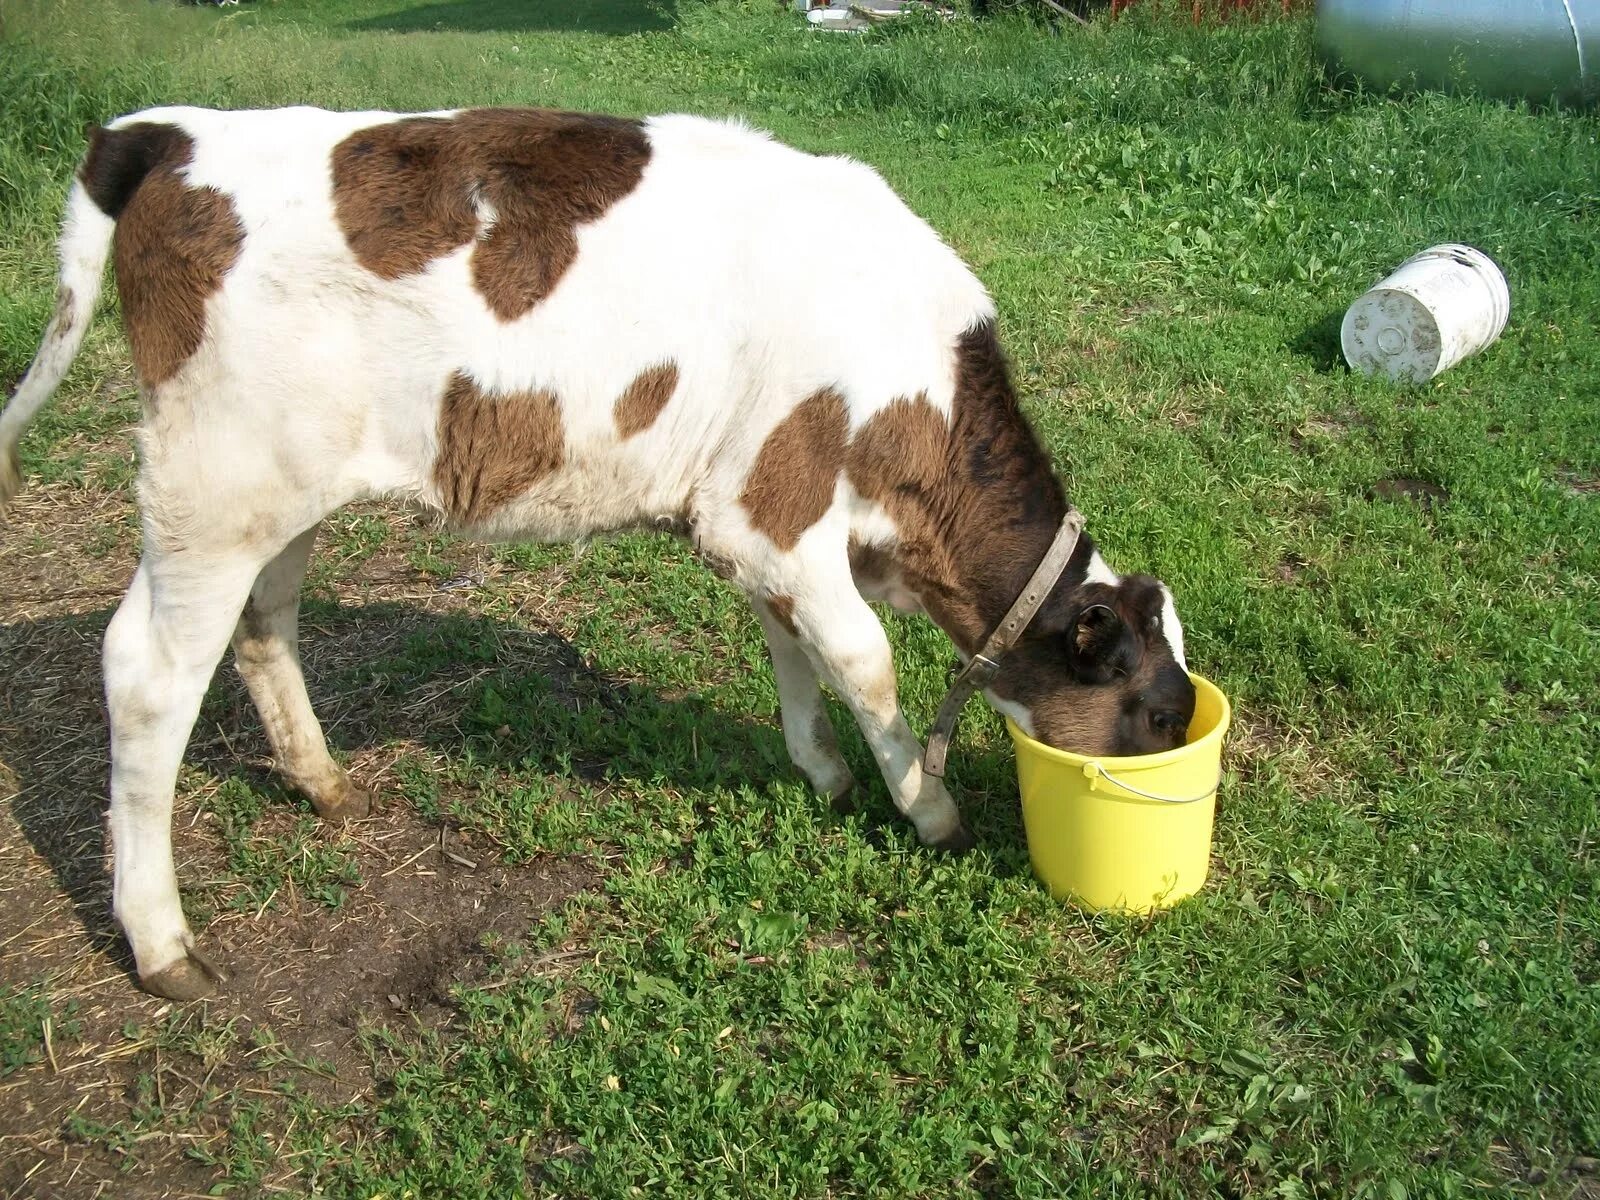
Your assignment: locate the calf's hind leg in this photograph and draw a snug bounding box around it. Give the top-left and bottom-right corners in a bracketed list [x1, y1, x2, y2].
[104, 548, 269, 999]
[231, 524, 370, 820]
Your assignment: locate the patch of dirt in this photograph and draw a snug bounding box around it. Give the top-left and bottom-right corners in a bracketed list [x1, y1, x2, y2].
[1369, 476, 1449, 509]
[1273, 550, 1311, 584]
[1116, 297, 1175, 327]
[1058, 1088, 1212, 1196]
[221, 837, 597, 1083]
[0, 464, 606, 1197]
[0, 489, 139, 624]
[1164, 401, 1200, 431]
[1288, 410, 1365, 454]
[804, 929, 873, 973]
[1222, 707, 1290, 775]
[1127, 1107, 1208, 1190]
[1493, 1145, 1600, 1198]
[1557, 467, 1600, 497]
[0, 804, 596, 1199]
[1221, 705, 1340, 812]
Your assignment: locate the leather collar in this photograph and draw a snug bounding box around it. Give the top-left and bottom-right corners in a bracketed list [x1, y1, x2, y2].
[922, 508, 1085, 778]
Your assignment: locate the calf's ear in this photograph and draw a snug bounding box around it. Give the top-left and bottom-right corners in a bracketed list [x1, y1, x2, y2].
[1067, 603, 1132, 684]
[1120, 574, 1169, 633]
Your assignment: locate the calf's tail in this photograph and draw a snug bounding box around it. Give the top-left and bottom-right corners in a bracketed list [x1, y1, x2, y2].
[0, 181, 115, 516]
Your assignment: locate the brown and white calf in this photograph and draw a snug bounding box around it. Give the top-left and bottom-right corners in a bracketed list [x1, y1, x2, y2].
[0, 105, 1194, 999]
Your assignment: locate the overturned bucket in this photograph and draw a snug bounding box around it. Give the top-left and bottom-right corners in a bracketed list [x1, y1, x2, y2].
[1007, 674, 1231, 914]
[1341, 244, 1510, 384]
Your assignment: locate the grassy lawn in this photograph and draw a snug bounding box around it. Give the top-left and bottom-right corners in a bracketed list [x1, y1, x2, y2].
[1, 1, 1597, 1196]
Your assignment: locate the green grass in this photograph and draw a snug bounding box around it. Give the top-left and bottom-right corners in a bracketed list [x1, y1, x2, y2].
[0, 983, 78, 1077]
[2, 0, 1598, 1195]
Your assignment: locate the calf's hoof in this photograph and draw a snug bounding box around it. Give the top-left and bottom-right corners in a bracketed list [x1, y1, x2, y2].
[313, 780, 373, 822]
[827, 778, 859, 815]
[927, 822, 976, 855]
[142, 947, 228, 1001]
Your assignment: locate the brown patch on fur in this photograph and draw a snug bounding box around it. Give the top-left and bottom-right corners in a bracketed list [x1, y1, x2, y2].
[433, 372, 564, 524]
[941, 323, 1068, 617]
[613, 361, 679, 438]
[331, 108, 650, 321]
[846, 392, 947, 505]
[844, 391, 966, 614]
[80, 122, 192, 219]
[1013, 676, 1127, 753]
[766, 595, 799, 638]
[86, 125, 245, 387]
[842, 335, 1066, 654]
[740, 387, 848, 550]
[847, 537, 897, 587]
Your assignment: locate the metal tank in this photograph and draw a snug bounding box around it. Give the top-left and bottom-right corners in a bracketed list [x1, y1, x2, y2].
[1316, 0, 1597, 107]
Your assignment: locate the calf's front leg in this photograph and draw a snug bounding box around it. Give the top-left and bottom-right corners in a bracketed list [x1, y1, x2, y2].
[768, 565, 972, 851]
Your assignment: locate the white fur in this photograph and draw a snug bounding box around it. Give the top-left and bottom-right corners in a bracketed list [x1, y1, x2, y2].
[1158, 583, 1187, 668]
[986, 692, 1037, 737]
[847, 497, 923, 613]
[0, 187, 112, 510]
[1083, 548, 1120, 587]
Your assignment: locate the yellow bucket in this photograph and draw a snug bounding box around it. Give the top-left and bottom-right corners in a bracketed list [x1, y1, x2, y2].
[1006, 673, 1231, 914]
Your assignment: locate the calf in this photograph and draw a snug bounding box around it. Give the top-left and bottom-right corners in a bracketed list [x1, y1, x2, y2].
[0, 105, 1194, 999]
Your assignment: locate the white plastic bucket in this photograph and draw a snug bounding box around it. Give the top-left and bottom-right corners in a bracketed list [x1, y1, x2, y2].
[1340, 244, 1510, 384]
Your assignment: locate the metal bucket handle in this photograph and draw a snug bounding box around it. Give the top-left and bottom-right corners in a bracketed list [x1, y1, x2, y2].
[1084, 762, 1220, 805]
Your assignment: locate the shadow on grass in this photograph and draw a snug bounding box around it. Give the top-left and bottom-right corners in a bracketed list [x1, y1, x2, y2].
[346, 0, 675, 35]
[1, 599, 1023, 975]
[1287, 307, 1348, 373]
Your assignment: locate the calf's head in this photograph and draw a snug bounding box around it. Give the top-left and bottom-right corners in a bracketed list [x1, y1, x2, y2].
[989, 574, 1196, 757]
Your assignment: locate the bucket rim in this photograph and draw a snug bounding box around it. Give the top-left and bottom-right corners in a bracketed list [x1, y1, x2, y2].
[1401, 242, 1506, 279]
[1004, 672, 1231, 771]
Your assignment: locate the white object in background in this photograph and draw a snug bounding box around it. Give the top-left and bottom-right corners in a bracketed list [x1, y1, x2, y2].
[806, 5, 870, 30]
[1340, 244, 1510, 383]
